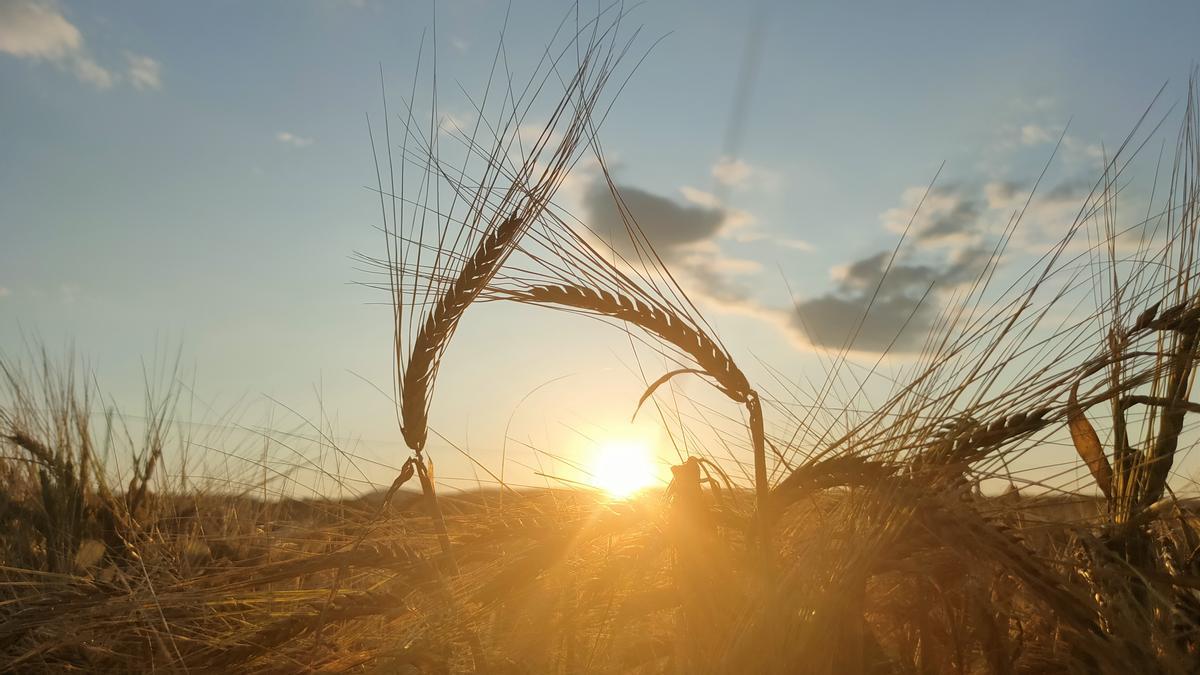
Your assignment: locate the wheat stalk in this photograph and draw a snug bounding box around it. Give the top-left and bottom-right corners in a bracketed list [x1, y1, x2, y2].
[395, 215, 527, 575]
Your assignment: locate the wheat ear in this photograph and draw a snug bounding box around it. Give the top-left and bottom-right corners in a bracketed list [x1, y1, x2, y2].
[401, 215, 523, 451]
[508, 284, 752, 401]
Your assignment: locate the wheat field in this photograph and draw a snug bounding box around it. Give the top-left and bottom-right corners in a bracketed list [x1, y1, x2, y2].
[5, 4, 1200, 674]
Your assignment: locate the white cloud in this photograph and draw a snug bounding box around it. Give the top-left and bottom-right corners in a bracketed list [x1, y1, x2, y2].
[984, 180, 1021, 210]
[0, 1, 160, 90]
[516, 122, 562, 148]
[1017, 124, 1102, 168]
[712, 157, 753, 187]
[450, 36, 469, 53]
[438, 112, 470, 134]
[779, 238, 815, 252]
[1020, 124, 1054, 146]
[0, 0, 80, 59]
[678, 186, 755, 234]
[0, 0, 114, 88]
[0, 287, 10, 298]
[1062, 135, 1105, 167]
[679, 185, 721, 209]
[126, 52, 161, 90]
[71, 54, 112, 88]
[1013, 95, 1056, 114]
[731, 230, 766, 243]
[711, 156, 780, 190]
[276, 131, 314, 148]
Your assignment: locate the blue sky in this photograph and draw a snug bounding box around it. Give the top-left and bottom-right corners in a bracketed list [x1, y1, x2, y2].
[3, 0, 1200, 496]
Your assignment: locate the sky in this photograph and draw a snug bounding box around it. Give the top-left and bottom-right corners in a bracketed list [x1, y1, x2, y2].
[4, 0, 1200, 497]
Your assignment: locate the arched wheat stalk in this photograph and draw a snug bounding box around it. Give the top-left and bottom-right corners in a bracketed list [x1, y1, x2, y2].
[369, 140, 776, 550]
[362, 5, 640, 567]
[442, 154, 781, 552]
[400, 214, 524, 453]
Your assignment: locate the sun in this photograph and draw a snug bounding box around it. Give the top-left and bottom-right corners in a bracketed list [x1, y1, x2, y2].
[590, 437, 658, 499]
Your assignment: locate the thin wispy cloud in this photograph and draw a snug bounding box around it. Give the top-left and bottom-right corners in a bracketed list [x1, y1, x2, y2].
[1015, 120, 1103, 168]
[712, 157, 752, 187]
[779, 239, 815, 252]
[439, 112, 473, 136]
[126, 52, 162, 90]
[1020, 123, 1054, 146]
[1062, 135, 1105, 167]
[711, 156, 778, 191]
[276, 131, 314, 148]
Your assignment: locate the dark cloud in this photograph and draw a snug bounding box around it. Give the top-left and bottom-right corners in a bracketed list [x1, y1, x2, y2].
[1043, 177, 1094, 204]
[580, 179, 996, 353]
[582, 181, 726, 259]
[581, 179, 760, 309]
[893, 185, 984, 245]
[740, 173, 1091, 354]
[987, 180, 1024, 205]
[790, 292, 935, 353]
[685, 258, 756, 305]
[839, 252, 939, 292]
[789, 246, 990, 353]
[920, 197, 981, 242]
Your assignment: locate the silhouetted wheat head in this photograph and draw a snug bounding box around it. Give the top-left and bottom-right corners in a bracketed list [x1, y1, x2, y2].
[364, 5, 640, 459]
[401, 215, 523, 452]
[504, 284, 752, 402]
